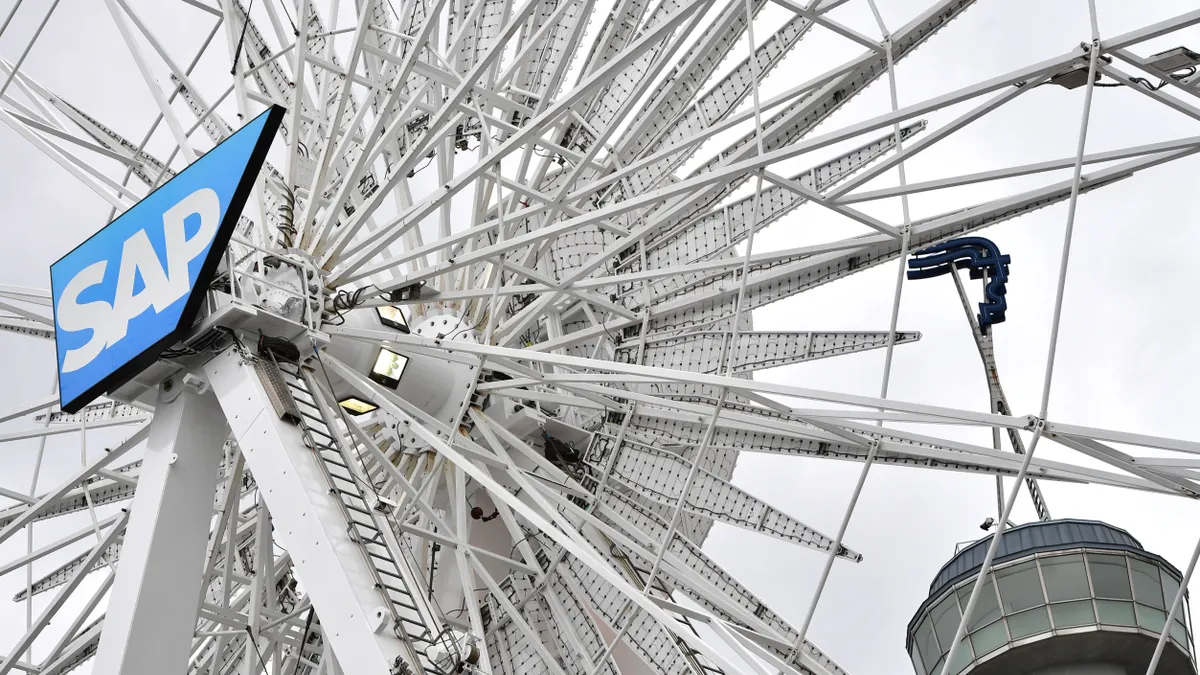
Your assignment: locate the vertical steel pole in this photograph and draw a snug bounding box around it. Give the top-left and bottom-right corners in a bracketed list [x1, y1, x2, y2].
[1146, 525, 1200, 673]
[791, 7, 906, 660]
[937, 19, 1102, 672]
[93, 376, 230, 675]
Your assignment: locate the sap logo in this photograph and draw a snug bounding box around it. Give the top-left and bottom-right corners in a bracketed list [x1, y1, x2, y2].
[57, 189, 220, 372]
[51, 104, 283, 413]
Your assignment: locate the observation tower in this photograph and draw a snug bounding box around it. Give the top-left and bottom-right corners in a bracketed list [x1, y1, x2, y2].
[908, 520, 1196, 675]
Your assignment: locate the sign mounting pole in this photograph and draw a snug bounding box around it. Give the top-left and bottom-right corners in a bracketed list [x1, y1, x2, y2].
[92, 376, 230, 675]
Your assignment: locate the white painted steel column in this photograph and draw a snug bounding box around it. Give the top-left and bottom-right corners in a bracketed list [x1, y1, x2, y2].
[937, 14, 1103, 672]
[1146, 523, 1200, 672]
[204, 348, 410, 675]
[93, 376, 230, 675]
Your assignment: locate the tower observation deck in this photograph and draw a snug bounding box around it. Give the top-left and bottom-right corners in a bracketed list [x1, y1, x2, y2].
[907, 519, 1196, 675]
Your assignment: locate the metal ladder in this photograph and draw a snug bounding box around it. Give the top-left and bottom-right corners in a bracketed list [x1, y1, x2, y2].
[265, 355, 446, 675]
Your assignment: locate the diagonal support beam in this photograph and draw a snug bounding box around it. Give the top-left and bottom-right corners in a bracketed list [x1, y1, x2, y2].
[204, 348, 415, 675]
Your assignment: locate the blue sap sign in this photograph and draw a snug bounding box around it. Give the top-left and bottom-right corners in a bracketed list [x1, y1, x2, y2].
[51, 106, 283, 413]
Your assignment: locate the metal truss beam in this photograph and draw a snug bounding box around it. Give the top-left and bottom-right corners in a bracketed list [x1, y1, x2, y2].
[204, 348, 420, 675]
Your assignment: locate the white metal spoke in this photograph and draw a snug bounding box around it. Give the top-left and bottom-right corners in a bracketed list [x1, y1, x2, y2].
[4, 2, 1200, 674]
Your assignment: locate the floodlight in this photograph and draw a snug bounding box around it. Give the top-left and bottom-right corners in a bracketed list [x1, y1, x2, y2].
[338, 397, 378, 415]
[1050, 67, 1098, 90]
[376, 306, 410, 333]
[368, 348, 409, 389]
[1147, 46, 1200, 73]
[1050, 54, 1113, 89]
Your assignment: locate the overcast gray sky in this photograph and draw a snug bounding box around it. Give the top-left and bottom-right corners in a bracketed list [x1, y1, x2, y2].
[1, 0, 1200, 673]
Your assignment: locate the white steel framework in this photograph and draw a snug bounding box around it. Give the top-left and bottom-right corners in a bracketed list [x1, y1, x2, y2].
[0, 1, 1198, 675]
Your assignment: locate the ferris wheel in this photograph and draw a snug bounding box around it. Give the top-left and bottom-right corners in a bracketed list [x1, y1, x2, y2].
[1, 1, 1200, 675]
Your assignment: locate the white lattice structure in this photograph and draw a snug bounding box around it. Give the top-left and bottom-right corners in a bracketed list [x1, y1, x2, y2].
[0, 1, 1199, 675]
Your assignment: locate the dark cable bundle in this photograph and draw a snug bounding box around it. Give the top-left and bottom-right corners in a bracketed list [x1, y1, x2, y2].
[325, 286, 372, 325]
[275, 184, 298, 249]
[257, 333, 300, 364]
[160, 327, 235, 359]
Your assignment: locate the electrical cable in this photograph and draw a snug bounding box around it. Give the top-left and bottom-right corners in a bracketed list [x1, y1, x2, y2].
[1097, 66, 1195, 90]
[326, 286, 372, 325]
[443, 313, 489, 342]
[445, 587, 490, 617]
[409, 154, 435, 176]
[277, 0, 299, 35]
[276, 185, 298, 248]
[160, 325, 234, 358]
[245, 625, 271, 671]
[290, 607, 316, 675]
[231, 0, 258, 76]
[509, 531, 545, 559]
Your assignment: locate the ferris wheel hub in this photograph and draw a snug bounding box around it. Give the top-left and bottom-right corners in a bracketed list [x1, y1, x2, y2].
[410, 310, 480, 345]
[320, 306, 481, 449]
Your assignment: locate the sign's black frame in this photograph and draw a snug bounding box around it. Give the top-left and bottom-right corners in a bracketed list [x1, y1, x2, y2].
[51, 105, 285, 413]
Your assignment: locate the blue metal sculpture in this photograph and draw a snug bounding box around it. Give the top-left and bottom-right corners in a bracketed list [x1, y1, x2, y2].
[907, 237, 1010, 331]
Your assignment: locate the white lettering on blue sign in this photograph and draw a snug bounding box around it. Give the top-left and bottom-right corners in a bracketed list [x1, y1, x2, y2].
[50, 106, 281, 412]
[57, 188, 219, 372]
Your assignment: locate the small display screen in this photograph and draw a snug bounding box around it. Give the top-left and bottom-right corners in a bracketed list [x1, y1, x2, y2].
[368, 348, 409, 389]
